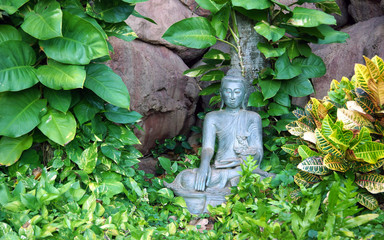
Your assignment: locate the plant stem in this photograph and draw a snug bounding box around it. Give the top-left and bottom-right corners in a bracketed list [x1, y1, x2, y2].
[230, 10, 245, 77]
[217, 38, 238, 52]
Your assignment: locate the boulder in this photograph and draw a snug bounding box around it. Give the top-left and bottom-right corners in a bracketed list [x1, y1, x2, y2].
[348, 0, 383, 22]
[107, 37, 200, 153]
[311, 16, 384, 99]
[179, 0, 211, 17]
[126, 0, 206, 64]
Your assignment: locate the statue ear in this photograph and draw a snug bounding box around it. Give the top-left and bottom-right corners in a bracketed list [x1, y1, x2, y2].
[219, 92, 224, 110]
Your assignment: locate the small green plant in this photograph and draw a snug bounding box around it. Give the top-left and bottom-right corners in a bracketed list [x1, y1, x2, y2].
[285, 55, 384, 210]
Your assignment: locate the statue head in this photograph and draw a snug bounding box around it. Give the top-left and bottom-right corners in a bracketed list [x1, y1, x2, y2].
[220, 69, 248, 109]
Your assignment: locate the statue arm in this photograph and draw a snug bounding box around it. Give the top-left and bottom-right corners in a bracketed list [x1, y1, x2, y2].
[195, 114, 216, 191]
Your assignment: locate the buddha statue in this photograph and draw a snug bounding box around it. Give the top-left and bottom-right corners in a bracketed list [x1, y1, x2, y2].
[165, 69, 272, 214]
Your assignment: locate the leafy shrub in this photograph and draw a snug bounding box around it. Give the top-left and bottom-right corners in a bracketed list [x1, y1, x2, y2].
[285, 55, 384, 210]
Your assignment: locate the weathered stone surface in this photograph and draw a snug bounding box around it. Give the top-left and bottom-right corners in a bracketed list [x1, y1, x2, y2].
[179, 0, 211, 17]
[107, 37, 200, 153]
[349, 0, 383, 22]
[137, 157, 158, 175]
[126, 0, 206, 63]
[311, 16, 384, 99]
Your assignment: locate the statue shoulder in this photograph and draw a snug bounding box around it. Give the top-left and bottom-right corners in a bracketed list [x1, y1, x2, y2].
[205, 110, 223, 119]
[243, 110, 262, 121]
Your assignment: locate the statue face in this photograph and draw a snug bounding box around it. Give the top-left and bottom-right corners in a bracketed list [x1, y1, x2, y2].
[221, 81, 245, 109]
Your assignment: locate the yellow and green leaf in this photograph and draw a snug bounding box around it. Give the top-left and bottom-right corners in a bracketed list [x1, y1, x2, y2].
[355, 173, 384, 194]
[356, 192, 378, 210]
[354, 63, 370, 93]
[294, 170, 321, 187]
[354, 142, 384, 164]
[337, 108, 374, 131]
[297, 156, 331, 175]
[315, 129, 343, 158]
[349, 127, 372, 150]
[371, 55, 384, 76]
[323, 153, 350, 172]
[282, 144, 300, 157]
[356, 159, 384, 173]
[298, 145, 320, 160]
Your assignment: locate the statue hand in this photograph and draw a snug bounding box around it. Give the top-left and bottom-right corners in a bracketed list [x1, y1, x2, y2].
[194, 164, 210, 191]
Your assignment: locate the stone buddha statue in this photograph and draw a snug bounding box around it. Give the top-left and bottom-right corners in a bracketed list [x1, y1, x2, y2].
[165, 69, 271, 214]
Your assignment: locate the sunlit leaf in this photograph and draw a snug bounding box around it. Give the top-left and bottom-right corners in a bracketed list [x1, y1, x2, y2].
[0, 135, 33, 166]
[356, 173, 384, 194]
[356, 192, 378, 210]
[297, 156, 331, 175]
[323, 153, 349, 172]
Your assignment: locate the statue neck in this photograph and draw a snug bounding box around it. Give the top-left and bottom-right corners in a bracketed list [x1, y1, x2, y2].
[223, 107, 241, 114]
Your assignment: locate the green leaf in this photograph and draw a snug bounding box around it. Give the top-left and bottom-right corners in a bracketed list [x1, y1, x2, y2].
[120, 127, 140, 145]
[210, 4, 230, 39]
[200, 70, 225, 81]
[345, 214, 379, 228]
[44, 88, 71, 113]
[104, 104, 142, 124]
[298, 145, 320, 160]
[259, 79, 281, 100]
[282, 144, 300, 157]
[231, 0, 272, 10]
[248, 91, 268, 107]
[37, 60, 86, 90]
[79, 142, 98, 174]
[257, 43, 286, 58]
[159, 157, 172, 174]
[104, 22, 137, 42]
[288, 7, 336, 27]
[85, 64, 130, 109]
[162, 17, 216, 49]
[101, 144, 121, 162]
[293, 53, 326, 78]
[356, 192, 378, 210]
[0, 0, 28, 14]
[38, 108, 76, 145]
[158, 188, 174, 199]
[128, 177, 143, 197]
[267, 103, 289, 116]
[0, 135, 33, 166]
[282, 76, 314, 97]
[273, 91, 290, 107]
[356, 173, 384, 194]
[73, 99, 100, 125]
[86, 0, 134, 23]
[21, 0, 62, 40]
[40, 11, 109, 65]
[195, 0, 226, 13]
[280, 40, 300, 59]
[297, 156, 331, 175]
[275, 53, 302, 80]
[202, 49, 230, 65]
[0, 40, 38, 92]
[317, 25, 349, 44]
[254, 21, 285, 42]
[315, 129, 343, 158]
[315, 1, 341, 15]
[0, 25, 22, 43]
[354, 142, 384, 164]
[323, 153, 349, 172]
[356, 159, 384, 173]
[184, 65, 217, 77]
[200, 82, 220, 95]
[0, 88, 46, 137]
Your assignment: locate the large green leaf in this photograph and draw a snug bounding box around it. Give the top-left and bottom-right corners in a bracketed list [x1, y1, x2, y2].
[0, 40, 38, 92]
[257, 43, 286, 58]
[288, 7, 336, 27]
[37, 60, 86, 90]
[86, 0, 134, 23]
[356, 192, 378, 210]
[293, 53, 326, 78]
[0, 0, 28, 14]
[73, 99, 100, 125]
[44, 88, 71, 113]
[79, 143, 98, 174]
[298, 156, 331, 175]
[316, 25, 349, 44]
[195, 0, 226, 13]
[259, 79, 281, 100]
[282, 76, 314, 97]
[0, 135, 33, 166]
[267, 103, 289, 116]
[104, 22, 137, 42]
[21, 0, 62, 40]
[84, 64, 130, 109]
[248, 91, 268, 107]
[0, 88, 46, 137]
[0, 25, 22, 43]
[104, 104, 142, 124]
[184, 65, 217, 77]
[275, 53, 302, 80]
[202, 49, 230, 65]
[40, 11, 109, 65]
[354, 142, 384, 164]
[38, 108, 76, 145]
[210, 4, 230, 39]
[254, 21, 285, 42]
[356, 173, 384, 194]
[231, 0, 272, 10]
[162, 17, 216, 49]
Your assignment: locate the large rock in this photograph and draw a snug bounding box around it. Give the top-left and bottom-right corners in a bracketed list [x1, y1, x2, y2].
[311, 16, 384, 99]
[179, 0, 211, 17]
[126, 0, 206, 64]
[348, 0, 383, 22]
[107, 37, 200, 153]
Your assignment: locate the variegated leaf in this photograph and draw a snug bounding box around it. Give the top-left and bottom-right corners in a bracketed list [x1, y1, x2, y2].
[297, 156, 331, 175]
[296, 116, 316, 132]
[364, 56, 383, 82]
[346, 101, 366, 114]
[354, 142, 384, 164]
[355, 93, 377, 116]
[323, 153, 350, 172]
[298, 145, 320, 160]
[349, 127, 372, 150]
[282, 144, 300, 157]
[321, 115, 335, 137]
[355, 173, 384, 194]
[371, 55, 384, 76]
[337, 108, 374, 131]
[374, 121, 384, 136]
[315, 129, 344, 158]
[286, 121, 305, 137]
[354, 63, 370, 92]
[330, 79, 340, 91]
[329, 128, 353, 151]
[311, 98, 328, 121]
[356, 159, 384, 173]
[356, 192, 379, 210]
[292, 109, 306, 119]
[303, 132, 317, 144]
[294, 171, 321, 188]
[290, 189, 301, 201]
